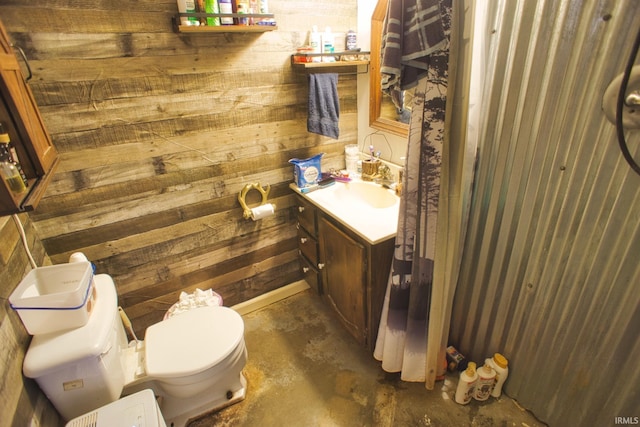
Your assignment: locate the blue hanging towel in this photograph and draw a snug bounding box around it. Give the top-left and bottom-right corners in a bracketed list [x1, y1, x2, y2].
[307, 73, 339, 139]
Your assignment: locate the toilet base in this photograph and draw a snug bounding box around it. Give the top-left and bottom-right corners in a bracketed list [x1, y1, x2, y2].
[162, 372, 247, 427]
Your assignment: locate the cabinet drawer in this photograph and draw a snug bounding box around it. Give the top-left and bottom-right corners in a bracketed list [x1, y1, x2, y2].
[299, 253, 321, 295]
[298, 226, 318, 263]
[295, 195, 316, 235]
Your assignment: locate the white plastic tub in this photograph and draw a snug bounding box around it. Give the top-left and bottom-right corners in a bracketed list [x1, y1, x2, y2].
[9, 262, 95, 335]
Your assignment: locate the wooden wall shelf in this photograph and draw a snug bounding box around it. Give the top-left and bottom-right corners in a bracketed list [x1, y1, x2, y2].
[172, 13, 277, 33]
[291, 52, 370, 74]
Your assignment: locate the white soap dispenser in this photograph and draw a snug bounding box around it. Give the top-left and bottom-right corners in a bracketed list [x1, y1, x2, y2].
[310, 25, 321, 62]
[323, 26, 335, 62]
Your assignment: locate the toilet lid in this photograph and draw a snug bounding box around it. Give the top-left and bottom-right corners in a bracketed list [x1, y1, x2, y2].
[145, 306, 244, 378]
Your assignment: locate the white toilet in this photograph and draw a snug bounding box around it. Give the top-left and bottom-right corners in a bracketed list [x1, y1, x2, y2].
[23, 274, 247, 427]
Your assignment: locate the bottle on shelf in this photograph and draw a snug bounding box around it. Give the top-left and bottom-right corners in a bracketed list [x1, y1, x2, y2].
[236, 2, 248, 25]
[177, 0, 199, 25]
[323, 26, 335, 62]
[204, 0, 220, 26]
[218, 0, 234, 25]
[310, 26, 321, 62]
[248, 0, 259, 24]
[0, 142, 26, 194]
[0, 124, 28, 189]
[346, 29, 357, 50]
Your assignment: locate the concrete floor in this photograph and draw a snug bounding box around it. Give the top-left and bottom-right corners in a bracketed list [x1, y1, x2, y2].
[188, 289, 547, 427]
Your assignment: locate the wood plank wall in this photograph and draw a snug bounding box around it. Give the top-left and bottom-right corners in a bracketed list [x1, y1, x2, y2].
[0, 0, 358, 341]
[0, 215, 62, 426]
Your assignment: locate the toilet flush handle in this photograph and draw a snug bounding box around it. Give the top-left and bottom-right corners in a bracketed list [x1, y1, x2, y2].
[99, 341, 113, 359]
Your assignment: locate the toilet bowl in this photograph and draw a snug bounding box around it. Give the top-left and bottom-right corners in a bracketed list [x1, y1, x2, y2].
[23, 274, 247, 426]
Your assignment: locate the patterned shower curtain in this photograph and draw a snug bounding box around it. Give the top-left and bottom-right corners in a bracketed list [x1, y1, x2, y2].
[373, 0, 451, 383]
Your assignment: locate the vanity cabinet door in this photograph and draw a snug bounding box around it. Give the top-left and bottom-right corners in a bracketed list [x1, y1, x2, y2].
[318, 215, 367, 346]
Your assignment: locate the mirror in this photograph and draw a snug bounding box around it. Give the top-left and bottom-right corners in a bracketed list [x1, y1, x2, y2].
[369, 0, 410, 137]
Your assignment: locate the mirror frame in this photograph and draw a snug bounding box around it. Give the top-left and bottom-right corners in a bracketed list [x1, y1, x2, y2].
[369, 0, 409, 137]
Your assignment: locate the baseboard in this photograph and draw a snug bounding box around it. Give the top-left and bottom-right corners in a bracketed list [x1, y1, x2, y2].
[231, 280, 310, 316]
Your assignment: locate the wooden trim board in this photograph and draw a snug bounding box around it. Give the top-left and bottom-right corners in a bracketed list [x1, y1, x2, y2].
[231, 280, 310, 316]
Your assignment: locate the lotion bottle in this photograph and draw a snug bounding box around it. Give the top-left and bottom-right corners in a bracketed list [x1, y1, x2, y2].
[322, 26, 335, 62]
[454, 362, 478, 405]
[474, 363, 496, 401]
[310, 26, 321, 62]
[486, 353, 509, 397]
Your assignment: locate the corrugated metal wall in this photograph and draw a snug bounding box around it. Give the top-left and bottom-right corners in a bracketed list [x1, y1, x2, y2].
[449, 1, 640, 426]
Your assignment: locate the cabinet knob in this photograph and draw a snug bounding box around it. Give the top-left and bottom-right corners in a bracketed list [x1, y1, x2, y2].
[302, 267, 310, 273]
[317, 263, 325, 270]
[298, 206, 305, 213]
[300, 237, 308, 244]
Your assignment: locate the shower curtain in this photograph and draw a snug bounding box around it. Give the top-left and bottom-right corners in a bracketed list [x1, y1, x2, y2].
[373, 0, 451, 383]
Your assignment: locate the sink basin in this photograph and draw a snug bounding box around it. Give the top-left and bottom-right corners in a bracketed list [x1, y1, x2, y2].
[301, 180, 400, 244]
[332, 181, 398, 209]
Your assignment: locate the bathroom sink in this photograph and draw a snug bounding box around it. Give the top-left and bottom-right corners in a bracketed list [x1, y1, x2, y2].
[332, 181, 398, 209]
[300, 180, 400, 244]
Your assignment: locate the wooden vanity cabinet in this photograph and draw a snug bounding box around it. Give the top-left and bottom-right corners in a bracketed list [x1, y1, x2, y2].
[0, 19, 59, 215]
[294, 192, 395, 351]
[318, 216, 368, 346]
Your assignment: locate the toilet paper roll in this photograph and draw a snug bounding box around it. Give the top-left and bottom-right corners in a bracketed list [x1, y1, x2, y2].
[250, 203, 275, 221]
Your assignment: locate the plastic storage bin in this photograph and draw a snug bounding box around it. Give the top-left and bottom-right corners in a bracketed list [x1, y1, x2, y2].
[9, 262, 95, 335]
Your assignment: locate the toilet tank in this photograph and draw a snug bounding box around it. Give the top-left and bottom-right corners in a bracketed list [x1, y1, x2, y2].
[23, 274, 129, 421]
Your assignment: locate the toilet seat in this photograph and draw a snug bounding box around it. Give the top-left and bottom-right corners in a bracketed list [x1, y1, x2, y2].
[144, 306, 244, 379]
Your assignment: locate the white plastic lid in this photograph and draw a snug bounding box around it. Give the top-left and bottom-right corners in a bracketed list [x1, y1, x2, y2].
[144, 306, 244, 378]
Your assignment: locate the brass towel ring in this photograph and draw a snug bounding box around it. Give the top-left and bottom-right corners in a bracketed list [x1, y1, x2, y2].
[238, 183, 272, 219]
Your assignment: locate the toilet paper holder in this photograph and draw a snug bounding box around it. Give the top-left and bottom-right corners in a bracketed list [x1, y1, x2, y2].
[238, 183, 275, 219]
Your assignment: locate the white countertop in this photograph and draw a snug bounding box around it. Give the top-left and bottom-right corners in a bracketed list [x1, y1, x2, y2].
[291, 180, 399, 245]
